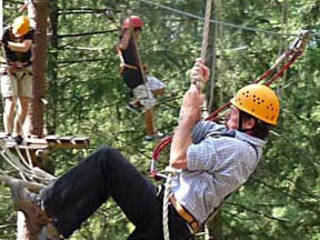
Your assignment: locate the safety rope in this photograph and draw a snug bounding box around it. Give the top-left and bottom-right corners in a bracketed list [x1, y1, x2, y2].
[162, 1, 213, 240]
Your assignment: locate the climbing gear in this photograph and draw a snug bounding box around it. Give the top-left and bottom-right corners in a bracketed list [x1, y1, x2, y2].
[12, 16, 30, 36]
[1, 62, 33, 76]
[230, 84, 280, 125]
[122, 16, 144, 29]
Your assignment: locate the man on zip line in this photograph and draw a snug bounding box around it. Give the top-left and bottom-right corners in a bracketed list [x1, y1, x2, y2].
[8, 59, 280, 240]
[117, 16, 166, 141]
[0, 16, 35, 144]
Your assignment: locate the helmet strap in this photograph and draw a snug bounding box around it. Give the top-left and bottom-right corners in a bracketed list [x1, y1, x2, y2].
[238, 110, 243, 131]
[238, 110, 256, 133]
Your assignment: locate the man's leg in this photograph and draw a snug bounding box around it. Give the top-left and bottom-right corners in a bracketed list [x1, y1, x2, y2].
[40, 146, 160, 238]
[145, 108, 155, 138]
[1, 71, 18, 135]
[3, 97, 16, 134]
[13, 96, 30, 136]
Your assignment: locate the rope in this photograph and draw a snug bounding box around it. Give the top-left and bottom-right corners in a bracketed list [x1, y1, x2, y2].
[136, 0, 305, 37]
[162, 1, 213, 239]
[162, 168, 172, 240]
[201, 0, 213, 60]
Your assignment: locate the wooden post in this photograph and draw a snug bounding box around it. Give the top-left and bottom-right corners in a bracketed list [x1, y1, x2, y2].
[28, 0, 48, 138]
[47, 0, 59, 134]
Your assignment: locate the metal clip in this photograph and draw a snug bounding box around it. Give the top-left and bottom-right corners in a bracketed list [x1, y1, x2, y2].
[289, 30, 312, 52]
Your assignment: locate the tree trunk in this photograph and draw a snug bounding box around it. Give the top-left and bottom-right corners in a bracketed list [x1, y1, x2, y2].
[28, 0, 48, 138]
[47, 0, 59, 134]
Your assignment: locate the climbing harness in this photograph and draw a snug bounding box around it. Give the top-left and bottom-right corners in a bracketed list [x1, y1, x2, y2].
[0, 61, 33, 84]
[153, 29, 311, 240]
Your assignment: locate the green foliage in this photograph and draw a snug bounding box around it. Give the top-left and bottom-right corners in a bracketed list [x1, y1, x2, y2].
[1, 0, 320, 239]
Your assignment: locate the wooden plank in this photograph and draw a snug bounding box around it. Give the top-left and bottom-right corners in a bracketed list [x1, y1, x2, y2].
[24, 137, 47, 145]
[1, 135, 89, 150]
[52, 142, 89, 149]
[72, 136, 90, 145]
[3, 142, 48, 150]
[59, 136, 74, 142]
[45, 135, 59, 142]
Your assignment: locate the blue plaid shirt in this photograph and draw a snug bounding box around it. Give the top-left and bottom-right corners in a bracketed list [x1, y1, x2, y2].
[171, 120, 265, 225]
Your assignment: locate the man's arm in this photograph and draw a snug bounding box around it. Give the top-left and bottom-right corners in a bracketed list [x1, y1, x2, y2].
[170, 59, 210, 169]
[7, 39, 32, 53]
[118, 28, 132, 51]
[170, 85, 202, 169]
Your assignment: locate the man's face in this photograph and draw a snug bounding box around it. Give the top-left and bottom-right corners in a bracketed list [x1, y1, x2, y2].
[133, 29, 141, 40]
[225, 106, 240, 130]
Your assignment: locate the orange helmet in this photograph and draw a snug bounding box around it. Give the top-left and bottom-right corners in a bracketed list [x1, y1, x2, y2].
[122, 16, 144, 29]
[230, 84, 280, 125]
[12, 16, 30, 36]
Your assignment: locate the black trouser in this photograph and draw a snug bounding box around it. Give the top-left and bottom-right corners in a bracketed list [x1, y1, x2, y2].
[40, 146, 193, 240]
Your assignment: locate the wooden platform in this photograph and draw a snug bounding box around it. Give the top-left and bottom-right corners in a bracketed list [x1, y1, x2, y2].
[0, 132, 90, 150]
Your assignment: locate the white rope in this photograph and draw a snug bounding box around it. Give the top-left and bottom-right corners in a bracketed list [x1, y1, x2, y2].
[26, 148, 34, 168]
[162, 172, 172, 240]
[15, 146, 30, 169]
[0, 141, 55, 183]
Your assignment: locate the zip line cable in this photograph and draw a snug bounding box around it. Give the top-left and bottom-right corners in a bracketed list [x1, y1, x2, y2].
[137, 0, 320, 38]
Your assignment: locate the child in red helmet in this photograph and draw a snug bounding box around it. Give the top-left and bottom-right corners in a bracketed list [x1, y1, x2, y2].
[117, 16, 165, 141]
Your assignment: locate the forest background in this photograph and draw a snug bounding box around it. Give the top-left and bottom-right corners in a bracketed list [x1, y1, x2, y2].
[1, 0, 320, 239]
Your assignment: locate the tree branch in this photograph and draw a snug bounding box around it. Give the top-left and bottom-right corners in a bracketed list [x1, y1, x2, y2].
[226, 202, 293, 223]
[57, 29, 118, 39]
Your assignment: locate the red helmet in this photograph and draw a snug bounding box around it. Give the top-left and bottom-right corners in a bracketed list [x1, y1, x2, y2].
[122, 16, 144, 29]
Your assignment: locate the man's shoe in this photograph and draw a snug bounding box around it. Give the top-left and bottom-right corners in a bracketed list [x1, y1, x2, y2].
[39, 223, 63, 240]
[126, 103, 142, 115]
[144, 135, 155, 141]
[7, 135, 24, 145]
[9, 179, 50, 236]
[13, 135, 24, 144]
